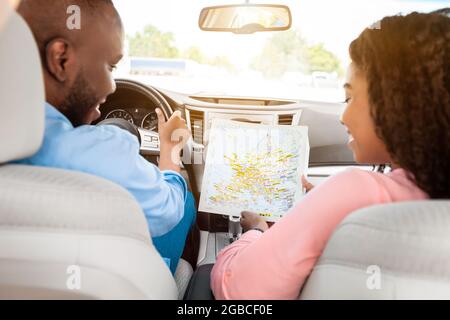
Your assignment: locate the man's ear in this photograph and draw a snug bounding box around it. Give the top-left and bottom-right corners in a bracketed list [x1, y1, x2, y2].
[44, 38, 76, 83]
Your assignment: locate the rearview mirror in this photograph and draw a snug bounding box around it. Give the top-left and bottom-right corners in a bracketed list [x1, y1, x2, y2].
[199, 4, 292, 34]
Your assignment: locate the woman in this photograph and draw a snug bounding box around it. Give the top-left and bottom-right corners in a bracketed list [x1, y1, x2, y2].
[211, 11, 450, 300]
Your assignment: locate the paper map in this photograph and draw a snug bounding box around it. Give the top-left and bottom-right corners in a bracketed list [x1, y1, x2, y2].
[199, 119, 309, 222]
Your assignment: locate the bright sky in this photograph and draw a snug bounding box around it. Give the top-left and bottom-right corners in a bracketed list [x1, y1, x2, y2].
[113, 0, 448, 67]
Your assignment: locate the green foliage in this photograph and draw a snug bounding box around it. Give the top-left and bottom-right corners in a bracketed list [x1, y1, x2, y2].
[306, 44, 343, 75]
[128, 25, 342, 77]
[181, 46, 235, 72]
[129, 25, 236, 72]
[128, 25, 179, 58]
[251, 30, 309, 78]
[251, 29, 342, 78]
[182, 46, 207, 64]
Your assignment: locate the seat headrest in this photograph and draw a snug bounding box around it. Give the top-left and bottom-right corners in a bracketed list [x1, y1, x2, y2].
[0, 7, 45, 164]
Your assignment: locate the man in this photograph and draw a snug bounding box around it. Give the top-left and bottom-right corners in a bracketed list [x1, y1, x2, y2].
[16, 0, 195, 274]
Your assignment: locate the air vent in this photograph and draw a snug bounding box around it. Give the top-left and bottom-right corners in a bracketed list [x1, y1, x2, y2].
[278, 114, 294, 125]
[189, 109, 204, 144]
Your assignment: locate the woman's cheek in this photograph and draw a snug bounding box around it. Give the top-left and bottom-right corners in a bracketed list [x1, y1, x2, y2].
[348, 139, 362, 163]
[348, 131, 370, 163]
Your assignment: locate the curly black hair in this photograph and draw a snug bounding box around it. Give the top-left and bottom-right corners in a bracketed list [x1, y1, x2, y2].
[349, 10, 450, 199]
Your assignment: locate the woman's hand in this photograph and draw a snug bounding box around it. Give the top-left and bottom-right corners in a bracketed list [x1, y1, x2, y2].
[301, 175, 315, 193]
[240, 177, 313, 233]
[241, 211, 269, 233]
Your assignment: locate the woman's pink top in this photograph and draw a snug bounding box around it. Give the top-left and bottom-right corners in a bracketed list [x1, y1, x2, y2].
[211, 168, 428, 300]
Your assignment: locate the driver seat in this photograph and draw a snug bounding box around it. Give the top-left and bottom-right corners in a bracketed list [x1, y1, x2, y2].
[0, 8, 179, 299]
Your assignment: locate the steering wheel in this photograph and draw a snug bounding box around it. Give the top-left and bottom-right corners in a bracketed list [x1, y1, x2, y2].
[97, 118, 161, 156]
[97, 118, 141, 143]
[95, 79, 174, 156]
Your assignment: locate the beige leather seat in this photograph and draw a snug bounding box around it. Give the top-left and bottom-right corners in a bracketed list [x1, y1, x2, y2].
[0, 7, 181, 300]
[300, 201, 450, 299]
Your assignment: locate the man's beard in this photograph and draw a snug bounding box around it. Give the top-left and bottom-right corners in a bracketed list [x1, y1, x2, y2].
[59, 71, 99, 127]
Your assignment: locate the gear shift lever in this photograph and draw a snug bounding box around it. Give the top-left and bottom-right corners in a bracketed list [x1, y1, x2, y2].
[228, 216, 242, 243]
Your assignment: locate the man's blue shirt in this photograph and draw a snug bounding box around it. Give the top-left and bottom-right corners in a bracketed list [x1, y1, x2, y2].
[15, 103, 188, 237]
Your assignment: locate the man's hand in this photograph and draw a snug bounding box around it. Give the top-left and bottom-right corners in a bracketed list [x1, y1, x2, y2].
[301, 175, 314, 193]
[241, 211, 269, 233]
[156, 108, 191, 172]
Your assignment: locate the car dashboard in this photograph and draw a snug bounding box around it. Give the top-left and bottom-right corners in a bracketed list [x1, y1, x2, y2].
[97, 78, 358, 199]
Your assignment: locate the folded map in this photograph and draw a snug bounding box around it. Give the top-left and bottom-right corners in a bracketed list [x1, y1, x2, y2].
[199, 119, 309, 222]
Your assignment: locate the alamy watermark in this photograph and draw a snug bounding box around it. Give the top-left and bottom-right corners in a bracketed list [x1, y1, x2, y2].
[66, 5, 81, 30]
[366, 265, 382, 290]
[66, 265, 81, 290]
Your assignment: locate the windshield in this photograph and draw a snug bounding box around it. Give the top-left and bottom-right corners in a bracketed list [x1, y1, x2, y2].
[114, 0, 448, 102]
